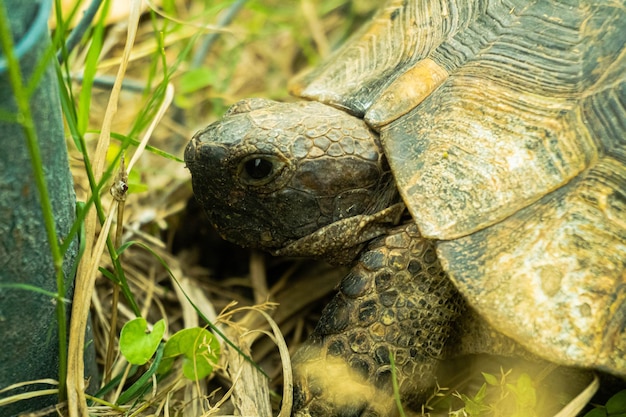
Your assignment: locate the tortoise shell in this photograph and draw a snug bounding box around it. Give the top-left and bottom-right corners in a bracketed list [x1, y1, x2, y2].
[290, 0, 626, 375]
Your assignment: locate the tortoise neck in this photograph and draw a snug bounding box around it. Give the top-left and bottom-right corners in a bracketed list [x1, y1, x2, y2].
[272, 203, 407, 265]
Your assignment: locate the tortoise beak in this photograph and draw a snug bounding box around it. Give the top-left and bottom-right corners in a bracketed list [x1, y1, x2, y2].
[185, 130, 226, 172]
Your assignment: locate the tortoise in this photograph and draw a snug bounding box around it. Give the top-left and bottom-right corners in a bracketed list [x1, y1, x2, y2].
[185, 0, 626, 415]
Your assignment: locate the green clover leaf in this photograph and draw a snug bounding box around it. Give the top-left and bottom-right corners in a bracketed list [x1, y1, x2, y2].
[120, 318, 166, 365]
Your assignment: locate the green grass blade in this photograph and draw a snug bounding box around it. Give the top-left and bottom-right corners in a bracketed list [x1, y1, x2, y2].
[77, 0, 111, 135]
[0, 283, 72, 303]
[389, 352, 407, 417]
[117, 343, 165, 405]
[109, 131, 185, 163]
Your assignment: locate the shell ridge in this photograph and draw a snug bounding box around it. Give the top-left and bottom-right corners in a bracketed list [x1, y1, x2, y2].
[292, 0, 490, 114]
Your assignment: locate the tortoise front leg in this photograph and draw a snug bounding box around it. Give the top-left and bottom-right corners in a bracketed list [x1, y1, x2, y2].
[292, 223, 465, 416]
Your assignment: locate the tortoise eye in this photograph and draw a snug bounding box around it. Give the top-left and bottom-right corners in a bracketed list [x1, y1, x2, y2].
[244, 157, 273, 180]
[238, 154, 285, 186]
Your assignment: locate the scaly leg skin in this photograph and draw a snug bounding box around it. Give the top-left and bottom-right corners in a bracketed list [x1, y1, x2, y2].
[292, 223, 466, 416]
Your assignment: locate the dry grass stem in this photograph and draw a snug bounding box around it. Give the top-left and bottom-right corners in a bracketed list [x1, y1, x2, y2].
[249, 250, 269, 305]
[301, 0, 330, 58]
[67, 1, 142, 415]
[127, 82, 174, 172]
[0, 380, 59, 408]
[554, 375, 599, 417]
[220, 305, 293, 417]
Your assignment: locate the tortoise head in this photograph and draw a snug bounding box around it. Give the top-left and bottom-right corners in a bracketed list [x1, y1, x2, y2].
[185, 98, 399, 256]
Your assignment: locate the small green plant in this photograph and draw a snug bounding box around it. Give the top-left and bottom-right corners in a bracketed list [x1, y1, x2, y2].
[452, 369, 537, 417]
[118, 317, 221, 404]
[119, 317, 221, 381]
[583, 390, 626, 417]
[157, 327, 221, 380]
[454, 382, 490, 416]
[119, 318, 166, 366]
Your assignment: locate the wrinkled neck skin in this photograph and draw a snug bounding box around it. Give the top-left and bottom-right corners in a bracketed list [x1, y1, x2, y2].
[185, 98, 403, 264]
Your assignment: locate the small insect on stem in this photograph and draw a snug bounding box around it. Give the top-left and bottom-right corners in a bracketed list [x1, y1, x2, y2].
[110, 155, 129, 202]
